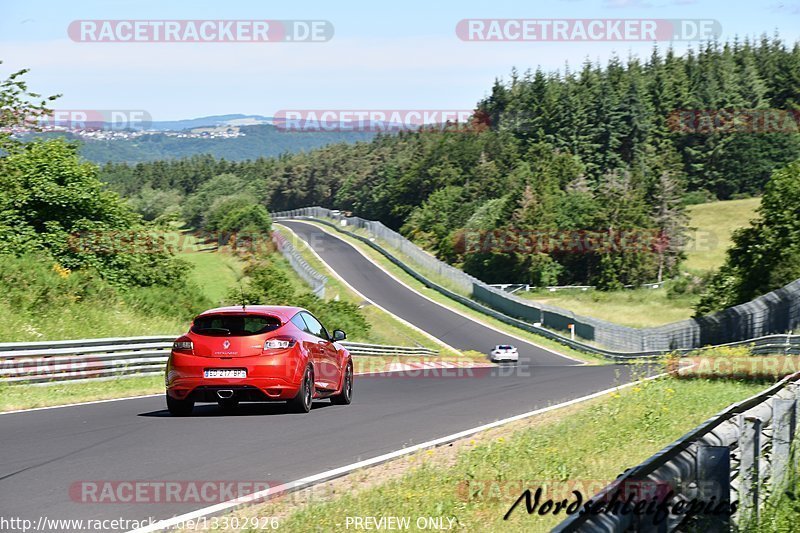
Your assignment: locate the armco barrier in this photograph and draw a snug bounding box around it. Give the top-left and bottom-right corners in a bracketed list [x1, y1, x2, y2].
[272, 207, 800, 355]
[272, 230, 327, 298]
[0, 337, 438, 384]
[552, 372, 800, 532]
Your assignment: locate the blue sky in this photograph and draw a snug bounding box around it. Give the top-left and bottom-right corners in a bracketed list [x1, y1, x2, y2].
[1, 0, 798, 119]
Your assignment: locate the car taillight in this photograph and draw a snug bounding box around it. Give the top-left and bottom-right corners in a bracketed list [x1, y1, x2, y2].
[264, 337, 296, 350]
[173, 340, 193, 352]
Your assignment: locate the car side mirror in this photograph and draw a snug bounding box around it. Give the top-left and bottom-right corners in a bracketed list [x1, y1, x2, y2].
[332, 329, 346, 342]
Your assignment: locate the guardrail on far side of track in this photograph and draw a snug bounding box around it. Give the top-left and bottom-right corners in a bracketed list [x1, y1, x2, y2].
[0, 337, 438, 385]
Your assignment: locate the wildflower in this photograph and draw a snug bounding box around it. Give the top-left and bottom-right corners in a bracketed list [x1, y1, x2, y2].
[52, 263, 71, 278]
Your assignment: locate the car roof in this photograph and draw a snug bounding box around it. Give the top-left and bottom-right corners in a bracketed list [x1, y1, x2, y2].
[196, 305, 305, 321]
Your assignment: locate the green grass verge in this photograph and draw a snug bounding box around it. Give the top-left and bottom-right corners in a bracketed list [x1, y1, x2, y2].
[212, 377, 765, 532]
[1, 299, 186, 342]
[0, 375, 165, 412]
[296, 221, 604, 364]
[685, 197, 760, 273]
[177, 237, 246, 305]
[517, 287, 697, 328]
[757, 471, 800, 531]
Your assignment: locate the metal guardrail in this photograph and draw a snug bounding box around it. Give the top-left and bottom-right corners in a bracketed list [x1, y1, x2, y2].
[0, 337, 438, 384]
[272, 207, 800, 353]
[272, 230, 327, 298]
[552, 372, 800, 532]
[272, 212, 800, 361]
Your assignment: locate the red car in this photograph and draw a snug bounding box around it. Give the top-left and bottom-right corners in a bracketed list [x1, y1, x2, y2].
[165, 305, 353, 415]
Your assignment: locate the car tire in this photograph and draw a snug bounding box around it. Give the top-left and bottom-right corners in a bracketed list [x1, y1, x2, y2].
[166, 394, 194, 416]
[330, 361, 353, 405]
[289, 366, 314, 413]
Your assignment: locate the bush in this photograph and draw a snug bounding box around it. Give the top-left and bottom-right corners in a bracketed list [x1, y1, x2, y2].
[682, 190, 714, 206]
[0, 138, 190, 290]
[666, 272, 710, 299]
[296, 294, 370, 340]
[229, 257, 371, 340]
[697, 160, 800, 313]
[234, 259, 296, 305]
[219, 204, 272, 235]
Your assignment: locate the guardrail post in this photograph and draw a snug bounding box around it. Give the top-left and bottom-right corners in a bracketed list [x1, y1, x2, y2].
[772, 399, 797, 492]
[695, 446, 731, 532]
[739, 415, 762, 527]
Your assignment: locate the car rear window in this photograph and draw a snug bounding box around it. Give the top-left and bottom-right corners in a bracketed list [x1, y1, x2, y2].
[191, 314, 281, 336]
[498, 345, 513, 350]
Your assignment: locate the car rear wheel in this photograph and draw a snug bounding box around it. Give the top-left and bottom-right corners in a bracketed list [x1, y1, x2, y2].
[289, 366, 314, 413]
[330, 361, 353, 405]
[166, 394, 194, 416]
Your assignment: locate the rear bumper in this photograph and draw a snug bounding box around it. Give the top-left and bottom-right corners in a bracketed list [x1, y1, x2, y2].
[490, 353, 519, 362]
[166, 351, 305, 402]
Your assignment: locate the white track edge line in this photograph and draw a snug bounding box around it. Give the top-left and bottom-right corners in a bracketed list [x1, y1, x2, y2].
[128, 372, 664, 533]
[0, 393, 164, 415]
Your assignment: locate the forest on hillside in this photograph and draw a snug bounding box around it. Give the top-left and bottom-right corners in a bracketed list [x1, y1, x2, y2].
[99, 37, 800, 302]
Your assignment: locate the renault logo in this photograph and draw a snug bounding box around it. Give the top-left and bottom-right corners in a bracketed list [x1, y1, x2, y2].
[222, 340, 231, 349]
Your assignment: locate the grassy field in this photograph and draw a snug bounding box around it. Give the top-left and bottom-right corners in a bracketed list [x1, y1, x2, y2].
[0, 375, 165, 412]
[1, 299, 187, 342]
[518, 286, 697, 328]
[516, 198, 762, 327]
[173, 231, 246, 306]
[201, 376, 765, 532]
[684, 197, 761, 273]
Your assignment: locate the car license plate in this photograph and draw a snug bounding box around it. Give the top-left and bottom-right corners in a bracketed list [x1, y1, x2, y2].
[204, 369, 246, 379]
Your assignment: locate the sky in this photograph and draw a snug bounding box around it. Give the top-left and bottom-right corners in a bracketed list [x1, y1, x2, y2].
[1, 0, 799, 120]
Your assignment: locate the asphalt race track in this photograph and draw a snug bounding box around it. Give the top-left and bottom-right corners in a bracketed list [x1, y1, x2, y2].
[0, 221, 647, 531]
[281, 220, 577, 366]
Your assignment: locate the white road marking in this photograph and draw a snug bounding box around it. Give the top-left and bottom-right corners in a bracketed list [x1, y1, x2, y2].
[0, 393, 164, 415]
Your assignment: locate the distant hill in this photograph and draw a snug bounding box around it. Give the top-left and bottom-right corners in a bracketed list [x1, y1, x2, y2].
[146, 114, 274, 131]
[57, 124, 375, 163]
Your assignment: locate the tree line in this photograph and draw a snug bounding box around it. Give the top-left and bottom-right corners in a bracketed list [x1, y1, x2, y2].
[98, 36, 800, 308]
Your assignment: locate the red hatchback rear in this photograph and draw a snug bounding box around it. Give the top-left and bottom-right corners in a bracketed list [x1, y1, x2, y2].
[165, 305, 353, 415]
